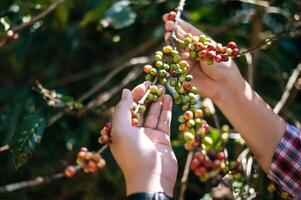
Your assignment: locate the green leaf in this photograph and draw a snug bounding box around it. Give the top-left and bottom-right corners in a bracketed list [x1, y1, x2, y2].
[0, 88, 33, 144]
[56, 1, 70, 25]
[79, 0, 114, 27]
[100, 0, 136, 29]
[9, 111, 47, 169]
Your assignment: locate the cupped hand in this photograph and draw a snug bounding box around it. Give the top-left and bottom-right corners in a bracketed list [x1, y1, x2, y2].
[162, 13, 244, 102]
[110, 82, 178, 197]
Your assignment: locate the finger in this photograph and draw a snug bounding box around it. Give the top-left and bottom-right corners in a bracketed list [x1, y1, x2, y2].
[157, 95, 173, 135]
[144, 85, 165, 129]
[164, 20, 186, 39]
[175, 24, 187, 40]
[113, 89, 133, 130]
[132, 81, 151, 102]
[131, 81, 151, 127]
[165, 20, 174, 32]
[178, 49, 190, 60]
[162, 13, 169, 22]
[143, 128, 171, 146]
[178, 19, 203, 35]
[164, 32, 171, 41]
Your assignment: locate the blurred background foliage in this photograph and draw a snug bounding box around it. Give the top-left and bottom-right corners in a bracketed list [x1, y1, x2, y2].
[0, 0, 300, 199]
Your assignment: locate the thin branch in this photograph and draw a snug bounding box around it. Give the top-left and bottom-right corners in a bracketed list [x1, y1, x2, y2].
[84, 65, 145, 111]
[12, 0, 66, 33]
[239, 20, 301, 56]
[48, 37, 159, 87]
[179, 150, 194, 200]
[48, 112, 64, 127]
[0, 173, 64, 193]
[231, 0, 270, 8]
[0, 0, 65, 47]
[167, 0, 186, 46]
[78, 56, 149, 102]
[239, 35, 278, 56]
[0, 144, 109, 193]
[273, 63, 301, 114]
[212, 108, 221, 131]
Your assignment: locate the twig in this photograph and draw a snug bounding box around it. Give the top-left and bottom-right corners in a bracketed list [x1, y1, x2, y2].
[212, 109, 221, 131]
[273, 63, 301, 114]
[239, 35, 278, 56]
[48, 112, 64, 126]
[179, 150, 194, 200]
[239, 25, 301, 56]
[78, 56, 150, 102]
[85, 65, 145, 111]
[48, 37, 159, 87]
[48, 57, 150, 126]
[167, 0, 186, 46]
[166, 1, 193, 199]
[233, 0, 270, 8]
[0, 144, 109, 193]
[12, 0, 66, 33]
[0, 173, 64, 193]
[0, 0, 65, 48]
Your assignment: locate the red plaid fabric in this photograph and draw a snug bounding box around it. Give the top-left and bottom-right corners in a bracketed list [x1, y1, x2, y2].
[268, 124, 301, 197]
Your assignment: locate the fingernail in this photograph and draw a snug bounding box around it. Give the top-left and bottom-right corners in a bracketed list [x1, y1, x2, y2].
[122, 89, 129, 99]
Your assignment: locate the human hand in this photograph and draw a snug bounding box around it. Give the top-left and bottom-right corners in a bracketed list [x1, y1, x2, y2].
[110, 82, 178, 197]
[162, 13, 287, 172]
[162, 13, 245, 102]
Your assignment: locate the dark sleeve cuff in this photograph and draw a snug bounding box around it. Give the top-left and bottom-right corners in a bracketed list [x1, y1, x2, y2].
[126, 192, 173, 200]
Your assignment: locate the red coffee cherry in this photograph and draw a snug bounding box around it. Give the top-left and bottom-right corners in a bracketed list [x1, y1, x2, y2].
[167, 11, 176, 21]
[227, 41, 237, 49]
[195, 166, 206, 176]
[216, 152, 225, 160]
[184, 110, 193, 120]
[64, 166, 76, 177]
[80, 147, 88, 152]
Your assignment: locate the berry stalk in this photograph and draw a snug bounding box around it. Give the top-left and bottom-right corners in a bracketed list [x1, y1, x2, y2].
[167, 0, 186, 46]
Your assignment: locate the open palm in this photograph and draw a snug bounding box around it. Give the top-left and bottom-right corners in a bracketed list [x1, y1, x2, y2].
[110, 82, 177, 196]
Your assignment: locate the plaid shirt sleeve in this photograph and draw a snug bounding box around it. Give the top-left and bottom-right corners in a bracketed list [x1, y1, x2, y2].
[268, 124, 301, 196]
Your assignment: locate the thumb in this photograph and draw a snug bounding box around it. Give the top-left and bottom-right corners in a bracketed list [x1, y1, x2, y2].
[120, 89, 133, 108]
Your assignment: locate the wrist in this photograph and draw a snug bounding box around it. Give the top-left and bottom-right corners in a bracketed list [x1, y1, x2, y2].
[125, 172, 174, 197]
[213, 74, 246, 105]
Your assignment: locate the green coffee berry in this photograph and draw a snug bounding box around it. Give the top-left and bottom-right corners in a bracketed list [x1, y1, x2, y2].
[156, 61, 163, 68]
[145, 74, 153, 81]
[150, 68, 158, 76]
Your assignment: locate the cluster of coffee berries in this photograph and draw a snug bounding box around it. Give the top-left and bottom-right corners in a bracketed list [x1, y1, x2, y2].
[98, 123, 112, 145]
[179, 33, 239, 65]
[6, 30, 19, 41]
[64, 147, 106, 178]
[144, 47, 174, 85]
[227, 160, 243, 180]
[190, 151, 226, 181]
[145, 45, 212, 150]
[130, 85, 163, 126]
[166, 10, 239, 65]
[178, 109, 212, 150]
[34, 81, 83, 111]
